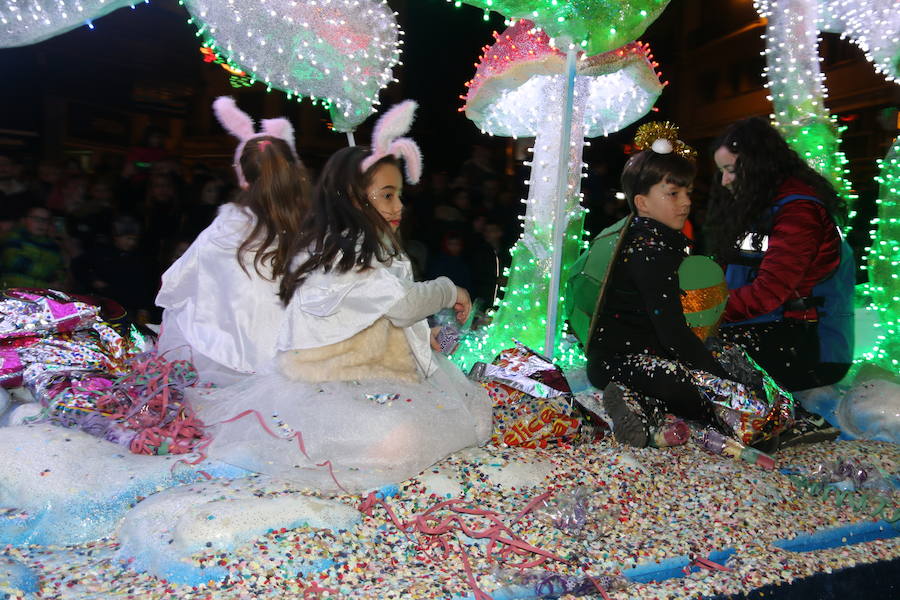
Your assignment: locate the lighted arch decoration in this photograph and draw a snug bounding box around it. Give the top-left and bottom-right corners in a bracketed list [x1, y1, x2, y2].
[754, 0, 900, 371]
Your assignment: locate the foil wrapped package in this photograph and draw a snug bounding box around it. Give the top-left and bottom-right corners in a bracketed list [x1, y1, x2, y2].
[471, 342, 585, 448]
[0, 289, 99, 341]
[694, 342, 795, 446]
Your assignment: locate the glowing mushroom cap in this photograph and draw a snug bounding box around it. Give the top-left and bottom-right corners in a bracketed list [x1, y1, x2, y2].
[459, 0, 672, 56]
[464, 20, 665, 138]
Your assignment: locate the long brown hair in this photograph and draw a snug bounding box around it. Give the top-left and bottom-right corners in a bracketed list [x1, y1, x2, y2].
[235, 136, 310, 281]
[278, 146, 403, 304]
[706, 117, 846, 261]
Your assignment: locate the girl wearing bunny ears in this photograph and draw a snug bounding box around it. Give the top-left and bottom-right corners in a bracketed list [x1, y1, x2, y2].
[156, 97, 311, 386]
[187, 101, 492, 492]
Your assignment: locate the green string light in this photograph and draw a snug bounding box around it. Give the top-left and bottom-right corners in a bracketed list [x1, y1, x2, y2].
[857, 139, 900, 373]
[452, 0, 671, 55]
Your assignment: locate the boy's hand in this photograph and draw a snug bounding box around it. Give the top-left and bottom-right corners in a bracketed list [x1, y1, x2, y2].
[454, 286, 471, 323]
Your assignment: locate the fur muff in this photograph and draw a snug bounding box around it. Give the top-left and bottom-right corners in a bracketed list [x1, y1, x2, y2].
[278, 318, 420, 383]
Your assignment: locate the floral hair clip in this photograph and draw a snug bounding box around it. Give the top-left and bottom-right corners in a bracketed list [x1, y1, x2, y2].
[360, 100, 423, 184]
[633, 121, 697, 161]
[212, 96, 299, 188]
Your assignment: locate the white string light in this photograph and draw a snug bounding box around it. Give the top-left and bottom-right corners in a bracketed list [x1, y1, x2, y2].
[182, 0, 401, 132]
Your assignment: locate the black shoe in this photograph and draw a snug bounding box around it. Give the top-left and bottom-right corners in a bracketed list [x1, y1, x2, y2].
[750, 435, 781, 455]
[778, 413, 840, 449]
[602, 382, 648, 448]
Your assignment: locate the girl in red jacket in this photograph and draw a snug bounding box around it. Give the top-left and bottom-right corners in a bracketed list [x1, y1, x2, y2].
[709, 117, 851, 445]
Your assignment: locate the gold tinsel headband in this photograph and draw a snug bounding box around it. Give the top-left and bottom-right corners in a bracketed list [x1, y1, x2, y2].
[633, 121, 697, 161]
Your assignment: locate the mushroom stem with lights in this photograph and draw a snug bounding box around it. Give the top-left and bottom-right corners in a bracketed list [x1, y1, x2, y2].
[454, 19, 664, 367]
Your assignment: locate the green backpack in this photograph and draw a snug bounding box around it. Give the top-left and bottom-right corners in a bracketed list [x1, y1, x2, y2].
[564, 218, 728, 351]
[564, 216, 631, 352]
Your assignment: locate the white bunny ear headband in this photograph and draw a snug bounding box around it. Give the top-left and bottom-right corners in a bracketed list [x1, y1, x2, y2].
[360, 100, 423, 184]
[212, 96, 300, 188]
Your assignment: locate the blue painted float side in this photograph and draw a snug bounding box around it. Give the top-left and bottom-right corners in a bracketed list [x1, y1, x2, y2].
[773, 520, 899, 553]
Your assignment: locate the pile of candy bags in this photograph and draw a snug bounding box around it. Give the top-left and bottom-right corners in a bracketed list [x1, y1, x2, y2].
[470, 342, 607, 448]
[0, 289, 204, 455]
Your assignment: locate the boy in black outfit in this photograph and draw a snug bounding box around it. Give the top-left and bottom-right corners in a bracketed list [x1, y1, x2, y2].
[584, 128, 794, 449]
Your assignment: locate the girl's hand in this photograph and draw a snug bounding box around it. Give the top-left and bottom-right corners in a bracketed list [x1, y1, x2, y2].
[430, 326, 442, 352]
[454, 286, 471, 323]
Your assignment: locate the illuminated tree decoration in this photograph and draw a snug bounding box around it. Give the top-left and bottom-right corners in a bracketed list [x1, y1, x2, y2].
[755, 0, 899, 370]
[456, 0, 671, 56]
[0, 0, 143, 47]
[181, 0, 402, 132]
[859, 138, 900, 372]
[453, 20, 664, 369]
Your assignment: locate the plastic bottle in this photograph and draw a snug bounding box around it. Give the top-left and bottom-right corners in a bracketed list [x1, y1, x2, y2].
[700, 429, 775, 470]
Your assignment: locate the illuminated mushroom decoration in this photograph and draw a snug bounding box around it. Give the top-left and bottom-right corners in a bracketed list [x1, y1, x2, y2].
[1, 0, 402, 135]
[0, 0, 136, 46]
[453, 19, 664, 367]
[459, 0, 671, 56]
[183, 0, 402, 133]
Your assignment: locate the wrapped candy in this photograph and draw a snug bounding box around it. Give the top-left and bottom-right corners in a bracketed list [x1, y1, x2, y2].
[0, 289, 99, 342]
[700, 429, 776, 471]
[493, 568, 630, 598]
[471, 342, 584, 448]
[809, 458, 895, 494]
[532, 486, 614, 534]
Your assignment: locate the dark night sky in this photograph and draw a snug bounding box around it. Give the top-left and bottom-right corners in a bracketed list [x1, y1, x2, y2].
[0, 0, 677, 174]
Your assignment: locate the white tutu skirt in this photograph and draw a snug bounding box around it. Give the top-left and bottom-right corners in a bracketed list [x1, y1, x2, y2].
[189, 353, 492, 493]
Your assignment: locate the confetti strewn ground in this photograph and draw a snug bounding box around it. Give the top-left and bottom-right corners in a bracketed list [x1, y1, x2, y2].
[2, 435, 898, 600]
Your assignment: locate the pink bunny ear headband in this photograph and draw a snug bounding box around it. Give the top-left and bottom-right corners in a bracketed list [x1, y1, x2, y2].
[360, 100, 423, 184]
[212, 96, 299, 188]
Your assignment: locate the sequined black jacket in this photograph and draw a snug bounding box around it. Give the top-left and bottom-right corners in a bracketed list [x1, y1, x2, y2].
[589, 217, 729, 378]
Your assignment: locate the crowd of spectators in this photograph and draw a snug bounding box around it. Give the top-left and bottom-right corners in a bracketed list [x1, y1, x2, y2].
[0, 133, 627, 324]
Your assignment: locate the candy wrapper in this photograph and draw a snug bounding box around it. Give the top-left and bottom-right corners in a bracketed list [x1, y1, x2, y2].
[695, 341, 795, 446]
[492, 568, 630, 598]
[808, 458, 895, 494]
[0, 289, 99, 341]
[0, 343, 31, 387]
[471, 342, 588, 448]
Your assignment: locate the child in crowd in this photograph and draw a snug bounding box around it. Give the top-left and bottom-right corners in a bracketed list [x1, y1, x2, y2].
[156, 97, 310, 385]
[71, 215, 155, 323]
[0, 205, 67, 289]
[189, 101, 491, 492]
[585, 124, 792, 450]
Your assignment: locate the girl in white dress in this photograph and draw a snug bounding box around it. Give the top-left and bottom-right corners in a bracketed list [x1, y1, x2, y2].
[188, 101, 492, 492]
[156, 97, 310, 386]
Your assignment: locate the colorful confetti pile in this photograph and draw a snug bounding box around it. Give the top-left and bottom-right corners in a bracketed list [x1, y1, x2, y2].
[1, 435, 897, 599]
